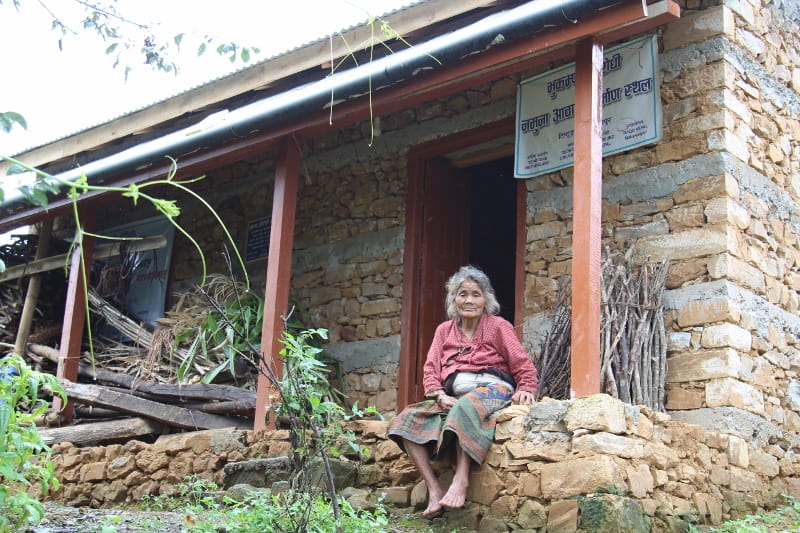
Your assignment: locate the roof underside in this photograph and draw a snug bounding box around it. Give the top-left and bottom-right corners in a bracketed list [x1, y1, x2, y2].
[0, 0, 678, 231]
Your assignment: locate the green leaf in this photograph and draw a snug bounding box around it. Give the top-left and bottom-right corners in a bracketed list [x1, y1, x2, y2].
[197, 42, 207, 55]
[0, 111, 27, 132]
[174, 33, 184, 46]
[105, 43, 118, 55]
[19, 185, 49, 207]
[5, 163, 27, 175]
[241, 48, 250, 62]
[200, 360, 228, 384]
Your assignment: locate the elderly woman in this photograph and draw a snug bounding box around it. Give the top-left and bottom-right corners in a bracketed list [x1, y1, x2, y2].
[388, 265, 538, 517]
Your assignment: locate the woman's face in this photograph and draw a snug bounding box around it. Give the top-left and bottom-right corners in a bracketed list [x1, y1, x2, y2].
[455, 280, 485, 320]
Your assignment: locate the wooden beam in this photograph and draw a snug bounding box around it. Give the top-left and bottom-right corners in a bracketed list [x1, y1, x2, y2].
[58, 380, 248, 430]
[254, 137, 300, 431]
[570, 38, 604, 398]
[0, 235, 167, 283]
[30, 342, 256, 404]
[51, 208, 96, 422]
[39, 417, 165, 446]
[12, 219, 52, 355]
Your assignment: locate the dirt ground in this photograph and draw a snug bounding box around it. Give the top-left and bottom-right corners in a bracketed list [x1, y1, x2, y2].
[24, 504, 188, 532]
[24, 503, 436, 533]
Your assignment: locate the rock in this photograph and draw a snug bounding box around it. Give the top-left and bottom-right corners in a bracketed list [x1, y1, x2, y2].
[225, 483, 270, 502]
[564, 394, 626, 434]
[579, 494, 650, 533]
[222, 457, 291, 489]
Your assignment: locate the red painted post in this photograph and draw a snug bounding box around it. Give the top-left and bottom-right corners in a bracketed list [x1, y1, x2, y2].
[254, 137, 300, 431]
[570, 38, 604, 397]
[52, 209, 97, 422]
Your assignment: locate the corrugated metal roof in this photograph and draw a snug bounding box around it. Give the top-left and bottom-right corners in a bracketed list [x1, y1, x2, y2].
[8, 0, 425, 156]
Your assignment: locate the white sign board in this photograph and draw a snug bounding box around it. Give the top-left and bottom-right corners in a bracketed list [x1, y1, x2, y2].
[515, 35, 661, 178]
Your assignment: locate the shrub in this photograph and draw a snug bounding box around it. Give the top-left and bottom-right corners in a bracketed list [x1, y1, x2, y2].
[0, 355, 65, 532]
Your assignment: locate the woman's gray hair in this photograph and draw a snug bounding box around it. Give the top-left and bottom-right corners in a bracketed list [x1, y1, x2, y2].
[445, 265, 500, 319]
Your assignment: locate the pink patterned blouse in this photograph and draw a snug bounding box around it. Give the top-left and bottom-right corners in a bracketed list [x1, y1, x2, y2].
[422, 313, 539, 396]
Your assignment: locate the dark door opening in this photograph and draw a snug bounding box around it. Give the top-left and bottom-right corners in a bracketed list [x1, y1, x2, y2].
[464, 156, 517, 323]
[407, 155, 518, 403]
[399, 118, 519, 408]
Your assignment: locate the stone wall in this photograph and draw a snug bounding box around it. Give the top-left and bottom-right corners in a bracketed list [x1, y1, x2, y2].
[45, 394, 800, 531]
[523, 0, 800, 445]
[89, 0, 800, 462]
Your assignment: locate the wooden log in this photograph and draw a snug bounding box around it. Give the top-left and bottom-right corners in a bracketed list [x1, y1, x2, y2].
[39, 417, 165, 446]
[29, 343, 256, 404]
[13, 219, 52, 356]
[75, 405, 122, 419]
[182, 399, 255, 416]
[58, 379, 251, 430]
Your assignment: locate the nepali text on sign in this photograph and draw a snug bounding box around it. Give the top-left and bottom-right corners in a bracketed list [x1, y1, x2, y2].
[514, 35, 661, 178]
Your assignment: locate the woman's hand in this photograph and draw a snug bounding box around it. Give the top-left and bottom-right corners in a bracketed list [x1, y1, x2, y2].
[512, 390, 536, 405]
[437, 393, 457, 410]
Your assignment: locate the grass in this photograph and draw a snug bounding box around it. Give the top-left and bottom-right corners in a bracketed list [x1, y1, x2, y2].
[690, 497, 800, 533]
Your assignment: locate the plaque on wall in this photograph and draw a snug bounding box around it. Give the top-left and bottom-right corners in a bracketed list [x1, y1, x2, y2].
[515, 35, 662, 178]
[245, 217, 271, 262]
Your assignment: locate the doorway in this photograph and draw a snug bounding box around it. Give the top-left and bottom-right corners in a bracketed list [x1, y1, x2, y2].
[463, 157, 517, 325]
[399, 118, 522, 407]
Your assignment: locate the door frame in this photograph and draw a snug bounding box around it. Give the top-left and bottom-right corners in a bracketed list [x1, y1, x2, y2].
[398, 116, 526, 408]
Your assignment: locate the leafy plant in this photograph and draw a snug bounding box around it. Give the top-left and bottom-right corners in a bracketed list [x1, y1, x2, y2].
[4, 0, 260, 80]
[173, 275, 265, 384]
[0, 111, 26, 134]
[687, 495, 800, 533]
[0, 355, 66, 532]
[182, 488, 389, 533]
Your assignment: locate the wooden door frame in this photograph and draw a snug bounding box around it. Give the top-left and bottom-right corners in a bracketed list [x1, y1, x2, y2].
[398, 116, 525, 409]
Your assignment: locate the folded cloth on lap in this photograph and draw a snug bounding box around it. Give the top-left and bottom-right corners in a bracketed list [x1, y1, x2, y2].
[452, 371, 514, 396]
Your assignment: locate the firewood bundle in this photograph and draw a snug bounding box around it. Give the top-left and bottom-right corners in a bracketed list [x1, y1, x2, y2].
[534, 249, 669, 411]
[600, 249, 668, 411]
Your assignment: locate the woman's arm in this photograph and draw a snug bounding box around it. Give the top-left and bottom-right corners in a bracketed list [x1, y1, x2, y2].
[422, 322, 449, 396]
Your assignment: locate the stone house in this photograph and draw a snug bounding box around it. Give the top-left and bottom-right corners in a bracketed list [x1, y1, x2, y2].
[2, 0, 800, 528]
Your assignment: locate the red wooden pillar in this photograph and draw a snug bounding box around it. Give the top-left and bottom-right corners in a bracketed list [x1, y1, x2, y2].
[52, 208, 97, 422]
[254, 137, 300, 431]
[570, 38, 604, 397]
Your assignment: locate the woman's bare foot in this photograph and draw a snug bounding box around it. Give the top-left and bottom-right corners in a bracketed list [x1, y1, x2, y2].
[439, 476, 468, 509]
[422, 484, 445, 518]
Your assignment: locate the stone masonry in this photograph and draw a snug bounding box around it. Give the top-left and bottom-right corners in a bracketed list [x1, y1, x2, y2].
[45, 394, 800, 531]
[523, 0, 800, 456]
[84, 0, 800, 524]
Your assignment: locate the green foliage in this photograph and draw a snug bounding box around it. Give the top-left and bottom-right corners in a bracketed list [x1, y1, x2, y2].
[0, 355, 65, 532]
[277, 328, 379, 459]
[184, 487, 389, 533]
[175, 278, 264, 384]
[142, 474, 389, 533]
[688, 496, 800, 533]
[4, 0, 260, 79]
[0, 111, 26, 134]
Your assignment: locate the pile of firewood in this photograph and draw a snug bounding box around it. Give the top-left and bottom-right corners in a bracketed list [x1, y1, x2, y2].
[534, 249, 669, 411]
[28, 343, 254, 446]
